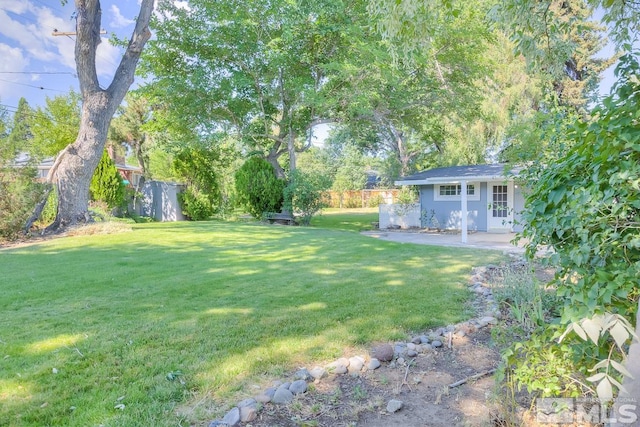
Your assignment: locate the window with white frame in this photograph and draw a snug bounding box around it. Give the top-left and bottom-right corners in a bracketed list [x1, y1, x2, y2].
[434, 183, 480, 201]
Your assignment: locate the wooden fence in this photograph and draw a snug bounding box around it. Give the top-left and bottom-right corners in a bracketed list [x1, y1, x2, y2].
[323, 189, 400, 209]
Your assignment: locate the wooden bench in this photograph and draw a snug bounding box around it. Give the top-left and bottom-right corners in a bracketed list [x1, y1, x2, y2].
[264, 212, 296, 225]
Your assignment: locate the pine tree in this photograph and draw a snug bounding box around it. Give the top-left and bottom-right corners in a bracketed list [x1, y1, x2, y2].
[90, 150, 125, 209]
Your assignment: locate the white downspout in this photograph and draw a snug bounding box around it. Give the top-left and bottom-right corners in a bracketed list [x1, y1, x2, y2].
[461, 180, 468, 244]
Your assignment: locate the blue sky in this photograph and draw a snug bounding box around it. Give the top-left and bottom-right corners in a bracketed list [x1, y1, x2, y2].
[0, 0, 143, 114]
[0, 0, 619, 117]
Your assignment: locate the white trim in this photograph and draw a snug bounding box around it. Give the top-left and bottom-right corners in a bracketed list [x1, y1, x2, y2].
[487, 181, 514, 231]
[396, 175, 512, 186]
[433, 183, 480, 201]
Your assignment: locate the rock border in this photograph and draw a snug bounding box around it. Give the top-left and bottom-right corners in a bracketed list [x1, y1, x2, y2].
[207, 259, 519, 427]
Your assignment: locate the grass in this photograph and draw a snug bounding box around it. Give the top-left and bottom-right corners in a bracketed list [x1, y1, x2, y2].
[310, 208, 379, 232]
[0, 220, 503, 426]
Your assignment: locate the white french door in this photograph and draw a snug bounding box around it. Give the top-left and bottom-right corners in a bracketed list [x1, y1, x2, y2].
[487, 182, 513, 231]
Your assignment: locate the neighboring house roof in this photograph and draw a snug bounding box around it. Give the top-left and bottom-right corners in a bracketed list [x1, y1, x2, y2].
[14, 153, 142, 173]
[395, 163, 521, 186]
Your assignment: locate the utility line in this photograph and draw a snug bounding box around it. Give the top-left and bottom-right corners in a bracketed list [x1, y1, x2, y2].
[0, 78, 66, 93]
[0, 71, 76, 76]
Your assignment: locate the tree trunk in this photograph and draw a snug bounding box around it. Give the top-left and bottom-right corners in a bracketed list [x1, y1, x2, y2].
[51, 93, 116, 228]
[47, 0, 153, 230]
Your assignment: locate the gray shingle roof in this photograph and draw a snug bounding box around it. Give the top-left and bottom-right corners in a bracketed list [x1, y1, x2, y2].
[396, 163, 520, 185]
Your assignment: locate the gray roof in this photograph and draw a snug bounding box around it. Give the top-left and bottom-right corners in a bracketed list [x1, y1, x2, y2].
[395, 163, 520, 185]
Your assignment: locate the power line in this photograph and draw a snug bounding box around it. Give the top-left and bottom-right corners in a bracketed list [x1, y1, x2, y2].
[0, 71, 76, 76]
[0, 78, 66, 93]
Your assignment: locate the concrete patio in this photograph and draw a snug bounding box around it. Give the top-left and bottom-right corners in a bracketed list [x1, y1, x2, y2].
[362, 230, 527, 253]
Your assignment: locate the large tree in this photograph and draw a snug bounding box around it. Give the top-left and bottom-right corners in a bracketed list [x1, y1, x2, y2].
[142, 0, 364, 178]
[44, 0, 153, 230]
[326, 0, 492, 175]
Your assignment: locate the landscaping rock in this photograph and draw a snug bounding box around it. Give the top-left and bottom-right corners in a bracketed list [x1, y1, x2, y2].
[406, 349, 418, 357]
[222, 407, 240, 427]
[237, 398, 256, 408]
[411, 336, 422, 344]
[278, 382, 291, 390]
[264, 387, 276, 399]
[419, 335, 430, 344]
[432, 340, 443, 348]
[294, 368, 313, 381]
[372, 344, 394, 362]
[239, 405, 257, 423]
[309, 366, 328, 380]
[330, 365, 347, 374]
[289, 380, 307, 395]
[368, 358, 381, 370]
[394, 343, 407, 355]
[254, 393, 272, 404]
[406, 342, 416, 350]
[478, 316, 497, 327]
[272, 387, 294, 404]
[348, 356, 365, 374]
[387, 399, 404, 413]
[336, 358, 350, 368]
[326, 359, 349, 374]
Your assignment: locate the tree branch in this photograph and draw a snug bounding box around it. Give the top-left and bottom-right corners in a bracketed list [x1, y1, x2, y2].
[107, 0, 154, 102]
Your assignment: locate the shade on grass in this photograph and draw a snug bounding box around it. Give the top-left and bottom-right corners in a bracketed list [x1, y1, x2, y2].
[0, 221, 502, 426]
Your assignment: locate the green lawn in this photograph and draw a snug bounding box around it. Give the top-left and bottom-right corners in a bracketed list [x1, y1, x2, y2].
[311, 207, 379, 232]
[0, 221, 502, 426]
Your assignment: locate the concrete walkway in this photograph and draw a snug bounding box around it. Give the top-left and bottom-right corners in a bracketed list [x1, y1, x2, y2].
[361, 230, 527, 253]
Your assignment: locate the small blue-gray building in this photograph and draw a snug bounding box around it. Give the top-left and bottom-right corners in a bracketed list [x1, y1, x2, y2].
[395, 164, 524, 239]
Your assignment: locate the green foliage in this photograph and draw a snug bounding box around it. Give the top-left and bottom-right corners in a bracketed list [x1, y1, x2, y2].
[511, 54, 640, 399]
[489, 265, 586, 397]
[235, 157, 285, 218]
[143, 0, 363, 177]
[500, 329, 587, 397]
[491, 0, 613, 109]
[39, 186, 58, 225]
[0, 105, 47, 240]
[521, 55, 640, 322]
[90, 150, 125, 210]
[109, 92, 151, 176]
[178, 189, 215, 221]
[331, 145, 368, 193]
[283, 169, 331, 225]
[173, 146, 223, 220]
[0, 165, 46, 241]
[30, 90, 81, 157]
[5, 98, 33, 155]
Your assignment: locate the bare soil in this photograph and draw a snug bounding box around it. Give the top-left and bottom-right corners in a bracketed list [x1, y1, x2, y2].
[248, 328, 502, 427]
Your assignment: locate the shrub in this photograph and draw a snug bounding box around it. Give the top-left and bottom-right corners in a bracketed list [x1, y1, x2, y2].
[235, 157, 285, 218]
[178, 188, 215, 221]
[173, 147, 222, 220]
[0, 164, 46, 240]
[513, 55, 640, 400]
[90, 150, 125, 210]
[283, 169, 331, 226]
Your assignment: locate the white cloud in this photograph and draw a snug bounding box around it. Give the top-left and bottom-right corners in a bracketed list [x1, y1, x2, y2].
[0, 43, 29, 102]
[110, 5, 135, 28]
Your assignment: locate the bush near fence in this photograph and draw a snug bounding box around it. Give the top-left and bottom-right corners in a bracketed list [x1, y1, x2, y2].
[324, 189, 399, 208]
